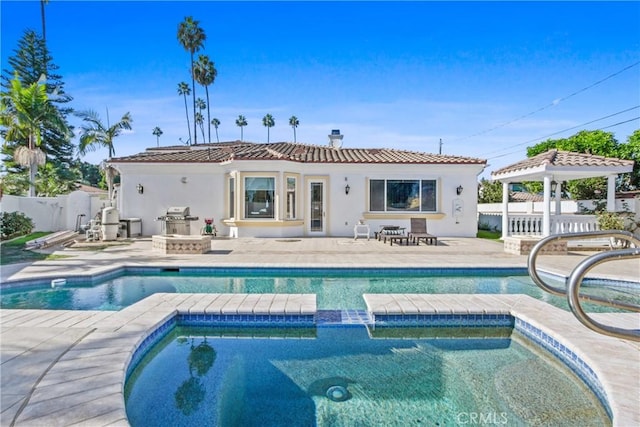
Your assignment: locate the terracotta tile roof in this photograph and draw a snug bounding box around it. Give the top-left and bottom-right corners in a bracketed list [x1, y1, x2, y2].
[492, 149, 634, 176]
[109, 141, 486, 165]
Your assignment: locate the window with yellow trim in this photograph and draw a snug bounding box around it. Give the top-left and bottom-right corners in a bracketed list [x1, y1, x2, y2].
[245, 177, 275, 219]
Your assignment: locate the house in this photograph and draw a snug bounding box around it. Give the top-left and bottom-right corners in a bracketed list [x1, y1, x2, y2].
[106, 131, 487, 238]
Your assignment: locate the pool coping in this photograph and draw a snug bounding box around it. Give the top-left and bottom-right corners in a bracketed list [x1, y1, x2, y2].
[2, 293, 638, 426]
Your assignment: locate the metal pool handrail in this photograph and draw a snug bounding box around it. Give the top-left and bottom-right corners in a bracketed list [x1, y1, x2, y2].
[528, 230, 640, 341]
[567, 246, 640, 341]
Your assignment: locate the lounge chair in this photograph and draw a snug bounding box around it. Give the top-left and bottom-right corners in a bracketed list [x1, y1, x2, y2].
[408, 218, 437, 245]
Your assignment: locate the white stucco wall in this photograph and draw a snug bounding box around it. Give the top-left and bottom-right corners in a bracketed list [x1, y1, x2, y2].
[0, 191, 109, 232]
[112, 160, 484, 238]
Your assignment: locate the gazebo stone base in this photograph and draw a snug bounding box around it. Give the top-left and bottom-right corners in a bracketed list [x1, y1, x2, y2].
[503, 236, 567, 255]
[152, 234, 212, 254]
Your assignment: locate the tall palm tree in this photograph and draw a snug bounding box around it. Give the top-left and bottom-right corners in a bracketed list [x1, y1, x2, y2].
[211, 118, 220, 143]
[176, 82, 192, 145]
[152, 126, 163, 147]
[195, 98, 206, 143]
[195, 112, 205, 144]
[289, 116, 299, 143]
[193, 54, 217, 143]
[40, 0, 49, 43]
[0, 74, 68, 196]
[76, 109, 132, 158]
[177, 16, 206, 145]
[262, 114, 275, 143]
[235, 115, 247, 141]
[76, 109, 132, 200]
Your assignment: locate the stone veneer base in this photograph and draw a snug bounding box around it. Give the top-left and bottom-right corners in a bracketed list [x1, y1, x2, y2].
[151, 234, 212, 254]
[503, 236, 567, 255]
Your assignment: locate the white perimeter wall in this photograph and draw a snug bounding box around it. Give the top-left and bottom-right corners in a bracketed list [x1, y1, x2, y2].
[1, 191, 111, 232]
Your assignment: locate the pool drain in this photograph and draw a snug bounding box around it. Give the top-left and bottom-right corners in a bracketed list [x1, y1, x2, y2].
[326, 385, 351, 402]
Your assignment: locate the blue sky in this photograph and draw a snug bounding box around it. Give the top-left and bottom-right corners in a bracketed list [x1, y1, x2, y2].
[2, 1, 639, 177]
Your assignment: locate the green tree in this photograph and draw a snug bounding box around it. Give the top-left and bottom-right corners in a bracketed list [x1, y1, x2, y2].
[177, 82, 192, 145]
[478, 178, 504, 203]
[619, 130, 640, 190]
[73, 160, 103, 188]
[195, 98, 206, 143]
[76, 109, 132, 158]
[35, 162, 79, 196]
[211, 118, 220, 143]
[289, 115, 299, 143]
[0, 74, 69, 196]
[262, 114, 275, 143]
[177, 16, 206, 145]
[2, 30, 74, 169]
[193, 54, 217, 143]
[195, 111, 205, 144]
[235, 115, 247, 141]
[152, 126, 163, 147]
[526, 129, 639, 199]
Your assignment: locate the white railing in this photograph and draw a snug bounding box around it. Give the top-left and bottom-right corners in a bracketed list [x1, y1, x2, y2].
[507, 215, 543, 236]
[551, 215, 599, 234]
[506, 214, 598, 237]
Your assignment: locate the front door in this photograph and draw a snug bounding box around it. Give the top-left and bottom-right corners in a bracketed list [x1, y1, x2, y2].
[307, 179, 326, 236]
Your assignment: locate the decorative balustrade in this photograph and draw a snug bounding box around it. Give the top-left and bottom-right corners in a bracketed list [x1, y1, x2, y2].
[507, 215, 543, 236]
[506, 214, 598, 237]
[551, 215, 600, 234]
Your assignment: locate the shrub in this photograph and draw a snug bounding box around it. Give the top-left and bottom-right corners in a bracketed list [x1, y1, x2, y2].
[0, 211, 35, 240]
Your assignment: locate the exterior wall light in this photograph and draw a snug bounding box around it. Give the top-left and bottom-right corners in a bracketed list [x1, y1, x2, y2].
[345, 184, 350, 195]
[136, 183, 144, 194]
[456, 185, 463, 195]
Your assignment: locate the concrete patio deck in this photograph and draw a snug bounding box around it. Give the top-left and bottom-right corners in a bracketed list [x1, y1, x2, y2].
[1, 237, 638, 426]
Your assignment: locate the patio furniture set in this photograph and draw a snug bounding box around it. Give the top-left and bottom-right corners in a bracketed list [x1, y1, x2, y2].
[354, 218, 437, 246]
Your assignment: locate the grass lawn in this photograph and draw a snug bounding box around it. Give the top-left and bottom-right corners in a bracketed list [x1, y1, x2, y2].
[477, 230, 502, 240]
[0, 233, 70, 265]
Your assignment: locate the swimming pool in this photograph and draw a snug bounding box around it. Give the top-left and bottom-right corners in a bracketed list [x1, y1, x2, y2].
[2, 267, 637, 311]
[124, 324, 610, 426]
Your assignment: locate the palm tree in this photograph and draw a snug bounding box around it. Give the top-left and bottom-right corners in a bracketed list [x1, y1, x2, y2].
[40, 0, 50, 40]
[0, 74, 68, 196]
[262, 114, 275, 143]
[76, 109, 132, 200]
[152, 126, 163, 147]
[76, 109, 132, 158]
[289, 116, 299, 143]
[193, 54, 217, 143]
[195, 98, 206, 143]
[235, 115, 247, 141]
[177, 82, 192, 145]
[211, 118, 220, 143]
[177, 16, 206, 145]
[195, 112, 205, 144]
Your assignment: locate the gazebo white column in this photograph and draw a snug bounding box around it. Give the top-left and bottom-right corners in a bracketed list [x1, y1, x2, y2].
[542, 175, 552, 236]
[501, 181, 509, 239]
[607, 175, 616, 212]
[554, 180, 562, 215]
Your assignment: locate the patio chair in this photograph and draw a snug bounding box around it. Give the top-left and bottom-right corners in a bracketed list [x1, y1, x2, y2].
[408, 218, 437, 245]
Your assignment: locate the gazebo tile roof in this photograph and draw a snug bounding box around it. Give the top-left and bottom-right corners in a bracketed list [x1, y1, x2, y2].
[109, 141, 487, 165]
[492, 149, 634, 176]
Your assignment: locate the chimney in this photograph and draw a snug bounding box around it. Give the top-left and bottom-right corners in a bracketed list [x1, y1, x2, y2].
[328, 129, 343, 149]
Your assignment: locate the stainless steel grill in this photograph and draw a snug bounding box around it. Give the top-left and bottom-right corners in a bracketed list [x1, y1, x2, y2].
[155, 206, 199, 235]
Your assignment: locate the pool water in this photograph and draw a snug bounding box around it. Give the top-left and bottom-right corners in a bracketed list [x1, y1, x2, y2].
[124, 325, 610, 426]
[2, 270, 636, 311]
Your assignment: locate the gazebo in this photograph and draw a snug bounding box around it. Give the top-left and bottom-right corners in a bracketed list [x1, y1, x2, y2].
[491, 149, 635, 253]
